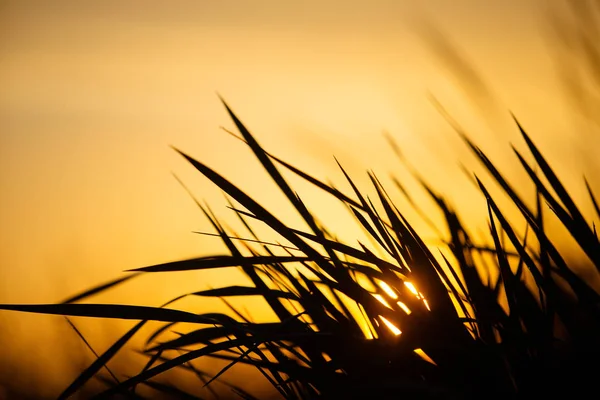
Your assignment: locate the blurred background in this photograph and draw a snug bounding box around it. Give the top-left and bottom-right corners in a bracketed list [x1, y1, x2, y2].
[1, 0, 599, 398]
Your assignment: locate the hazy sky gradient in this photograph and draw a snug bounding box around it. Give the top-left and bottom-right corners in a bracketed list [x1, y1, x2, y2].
[1, 0, 599, 397]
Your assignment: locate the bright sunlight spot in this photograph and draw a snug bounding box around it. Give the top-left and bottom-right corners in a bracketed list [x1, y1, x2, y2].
[377, 281, 398, 299]
[423, 299, 431, 311]
[397, 301, 412, 315]
[403, 281, 432, 311]
[379, 316, 402, 336]
[414, 348, 437, 366]
[404, 281, 419, 296]
[372, 293, 393, 309]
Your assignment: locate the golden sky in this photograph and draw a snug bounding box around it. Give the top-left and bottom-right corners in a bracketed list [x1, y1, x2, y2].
[1, 0, 600, 397]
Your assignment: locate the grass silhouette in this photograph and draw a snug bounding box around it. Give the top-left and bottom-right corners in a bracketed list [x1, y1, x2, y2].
[1, 98, 600, 399]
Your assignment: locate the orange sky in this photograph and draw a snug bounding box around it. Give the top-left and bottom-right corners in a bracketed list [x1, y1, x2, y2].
[1, 0, 600, 397]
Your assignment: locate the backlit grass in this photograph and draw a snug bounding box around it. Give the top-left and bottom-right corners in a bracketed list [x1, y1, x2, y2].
[1, 98, 600, 399]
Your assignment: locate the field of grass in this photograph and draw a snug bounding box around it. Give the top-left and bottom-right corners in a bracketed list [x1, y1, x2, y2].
[1, 94, 600, 399]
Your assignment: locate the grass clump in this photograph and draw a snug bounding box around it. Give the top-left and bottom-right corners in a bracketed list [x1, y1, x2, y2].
[1, 98, 600, 399]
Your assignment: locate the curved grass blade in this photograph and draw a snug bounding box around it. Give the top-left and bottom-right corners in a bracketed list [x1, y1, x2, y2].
[193, 231, 299, 251]
[61, 273, 142, 304]
[58, 320, 146, 400]
[92, 332, 324, 400]
[138, 380, 204, 400]
[172, 147, 328, 267]
[0, 303, 214, 324]
[145, 322, 178, 347]
[585, 177, 600, 221]
[194, 286, 297, 300]
[220, 99, 350, 282]
[64, 317, 120, 385]
[129, 255, 312, 273]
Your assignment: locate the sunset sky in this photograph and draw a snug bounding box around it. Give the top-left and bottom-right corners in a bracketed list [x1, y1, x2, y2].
[1, 0, 599, 397]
